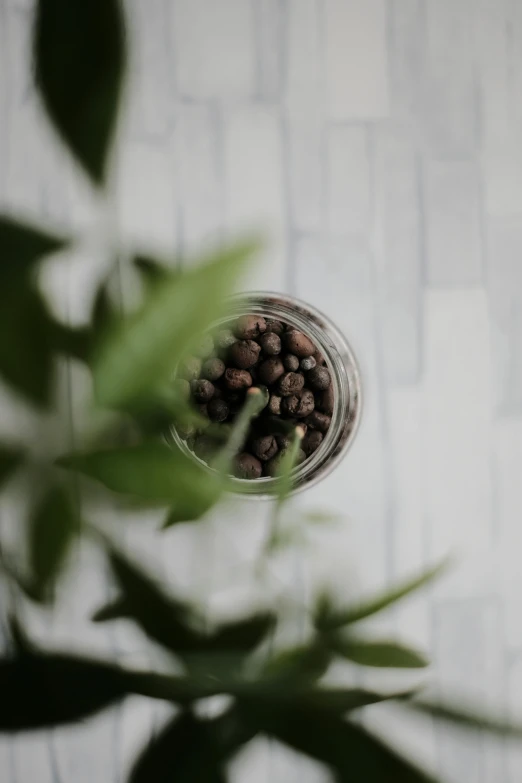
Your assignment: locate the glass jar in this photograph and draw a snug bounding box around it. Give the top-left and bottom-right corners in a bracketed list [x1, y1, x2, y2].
[171, 292, 362, 496]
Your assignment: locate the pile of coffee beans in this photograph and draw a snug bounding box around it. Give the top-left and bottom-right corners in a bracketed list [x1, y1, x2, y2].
[175, 314, 334, 479]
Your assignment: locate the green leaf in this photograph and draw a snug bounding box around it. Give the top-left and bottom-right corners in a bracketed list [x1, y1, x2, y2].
[0, 283, 55, 407]
[0, 651, 132, 730]
[129, 710, 252, 783]
[57, 442, 222, 511]
[34, 0, 126, 185]
[296, 687, 418, 713]
[205, 613, 274, 655]
[93, 241, 256, 409]
[239, 702, 438, 782]
[0, 215, 68, 279]
[329, 636, 429, 669]
[0, 447, 24, 488]
[261, 643, 330, 685]
[134, 255, 170, 288]
[49, 320, 92, 363]
[407, 700, 522, 738]
[163, 493, 216, 527]
[28, 484, 77, 602]
[92, 598, 128, 623]
[316, 560, 448, 630]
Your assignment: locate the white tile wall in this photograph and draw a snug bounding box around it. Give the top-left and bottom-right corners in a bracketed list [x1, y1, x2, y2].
[2, 0, 522, 780]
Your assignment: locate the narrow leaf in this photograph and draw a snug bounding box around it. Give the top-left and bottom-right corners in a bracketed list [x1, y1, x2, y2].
[205, 613, 274, 655]
[316, 560, 448, 630]
[330, 636, 429, 669]
[93, 241, 256, 409]
[28, 484, 77, 602]
[261, 643, 330, 685]
[297, 687, 418, 713]
[34, 0, 126, 185]
[57, 442, 222, 511]
[0, 652, 131, 730]
[0, 447, 24, 488]
[0, 215, 67, 278]
[407, 700, 522, 738]
[134, 255, 170, 287]
[92, 598, 128, 623]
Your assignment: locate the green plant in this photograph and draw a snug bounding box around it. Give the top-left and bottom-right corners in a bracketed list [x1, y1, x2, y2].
[0, 2, 518, 781]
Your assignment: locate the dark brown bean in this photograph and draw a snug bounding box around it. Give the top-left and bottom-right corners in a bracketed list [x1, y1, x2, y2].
[191, 379, 215, 403]
[313, 350, 327, 366]
[229, 339, 261, 369]
[235, 452, 263, 479]
[224, 368, 253, 390]
[259, 332, 281, 355]
[282, 388, 315, 418]
[201, 357, 226, 381]
[300, 356, 316, 371]
[258, 357, 285, 385]
[265, 319, 284, 335]
[283, 330, 315, 357]
[268, 394, 282, 415]
[235, 315, 267, 340]
[305, 410, 331, 432]
[283, 354, 300, 371]
[317, 385, 335, 415]
[251, 434, 278, 461]
[208, 398, 229, 422]
[307, 366, 331, 390]
[278, 372, 305, 396]
[302, 430, 323, 456]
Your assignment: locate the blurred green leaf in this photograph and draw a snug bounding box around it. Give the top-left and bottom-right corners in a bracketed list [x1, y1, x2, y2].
[316, 560, 448, 631]
[91, 598, 128, 623]
[129, 709, 253, 783]
[0, 651, 132, 730]
[93, 241, 256, 409]
[28, 484, 77, 602]
[407, 700, 522, 737]
[0, 283, 55, 407]
[329, 636, 429, 669]
[204, 613, 274, 655]
[134, 255, 171, 288]
[57, 442, 222, 511]
[34, 0, 126, 185]
[50, 319, 92, 362]
[0, 216, 68, 279]
[261, 642, 330, 685]
[0, 447, 24, 488]
[239, 701, 438, 782]
[295, 687, 418, 713]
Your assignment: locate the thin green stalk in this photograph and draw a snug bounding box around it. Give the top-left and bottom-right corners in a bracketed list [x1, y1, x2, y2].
[212, 386, 268, 476]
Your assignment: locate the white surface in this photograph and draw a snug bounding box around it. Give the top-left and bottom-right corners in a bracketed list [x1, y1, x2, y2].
[1, 0, 522, 781]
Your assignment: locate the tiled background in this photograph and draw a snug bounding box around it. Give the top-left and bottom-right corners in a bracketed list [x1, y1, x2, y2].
[1, 0, 522, 781]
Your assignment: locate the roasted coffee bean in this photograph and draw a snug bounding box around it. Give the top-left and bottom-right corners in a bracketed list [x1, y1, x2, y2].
[302, 430, 323, 456]
[201, 357, 225, 381]
[226, 392, 244, 414]
[268, 394, 282, 415]
[283, 330, 315, 357]
[258, 357, 285, 385]
[229, 339, 261, 369]
[208, 398, 229, 422]
[194, 334, 214, 358]
[305, 410, 331, 432]
[264, 447, 306, 477]
[235, 452, 263, 479]
[313, 350, 326, 366]
[265, 319, 284, 335]
[278, 372, 305, 396]
[259, 332, 281, 355]
[275, 433, 291, 450]
[191, 379, 215, 403]
[197, 403, 209, 420]
[251, 434, 278, 461]
[317, 385, 334, 415]
[224, 368, 253, 390]
[179, 356, 202, 381]
[173, 378, 190, 401]
[282, 388, 315, 418]
[216, 329, 237, 350]
[307, 366, 331, 390]
[300, 356, 316, 371]
[235, 314, 267, 340]
[283, 354, 300, 371]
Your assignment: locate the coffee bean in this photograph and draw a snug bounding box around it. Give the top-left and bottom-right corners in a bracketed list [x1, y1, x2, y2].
[283, 330, 315, 357]
[305, 410, 331, 432]
[283, 354, 300, 371]
[229, 339, 261, 369]
[278, 372, 305, 396]
[302, 430, 323, 456]
[235, 315, 267, 340]
[313, 350, 326, 366]
[191, 379, 215, 403]
[208, 398, 229, 422]
[194, 334, 214, 358]
[251, 434, 278, 461]
[300, 356, 316, 371]
[224, 368, 253, 390]
[282, 388, 315, 418]
[317, 385, 334, 415]
[307, 366, 331, 390]
[201, 357, 226, 381]
[264, 447, 306, 477]
[226, 391, 244, 414]
[258, 357, 285, 385]
[265, 319, 284, 335]
[216, 329, 237, 350]
[197, 403, 209, 420]
[179, 356, 201, 381]
[235, 452, 263, 479]
[173, 378, 190, 401]
[259, 332, 281, 355]
[268, 394, 282, 415]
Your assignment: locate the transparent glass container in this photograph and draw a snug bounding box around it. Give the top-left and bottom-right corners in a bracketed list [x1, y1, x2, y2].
[171, 292, 362, 497]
